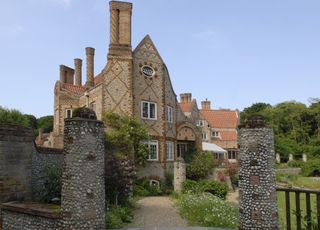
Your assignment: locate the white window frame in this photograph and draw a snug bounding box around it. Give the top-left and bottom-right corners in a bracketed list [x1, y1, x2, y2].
[202, 132, 207, 140]
[141, 101, 157, 120]
[65, 108, 72, 118]
[145, 140, 158, 161]
[212, 131, 220, 137]
[166, 106, 173, 123]
[166, 141, 174, 161]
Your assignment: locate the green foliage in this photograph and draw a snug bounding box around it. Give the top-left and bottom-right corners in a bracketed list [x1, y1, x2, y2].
[102, 112, 149, 166]
[287, 160, 304, 168]
[133, 185, 150, 197]
[106, 205, 133, 229]
[181, 179, 228, 199]
[186, 152, 215, 180]
[0, 106, 29, 126]
[25, 114, 38, 129]
[34, 165, 62, 203]
[241, 99, 320, 159]
[37, 115, 53, 133]
[301, 158, 320, 177]
[176, 193, 239, 228]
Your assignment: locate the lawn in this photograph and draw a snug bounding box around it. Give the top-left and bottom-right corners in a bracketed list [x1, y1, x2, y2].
[277, 191, 318, 230]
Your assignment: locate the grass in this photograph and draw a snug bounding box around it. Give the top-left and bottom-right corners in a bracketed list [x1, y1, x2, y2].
[176, 193, 239, 228]
[276, 173, 320, 190]
[277, 191, 318, 230]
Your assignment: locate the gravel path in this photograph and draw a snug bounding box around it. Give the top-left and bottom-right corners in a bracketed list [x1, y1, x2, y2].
[126, 196, 188, 228]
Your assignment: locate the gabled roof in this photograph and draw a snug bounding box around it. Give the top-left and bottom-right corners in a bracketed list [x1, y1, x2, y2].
[178, 102, 194, 113]
[133, 34, 164, 63]
[200, 109, 239, 129]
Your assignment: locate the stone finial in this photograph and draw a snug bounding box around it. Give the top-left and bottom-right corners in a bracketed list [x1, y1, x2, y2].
[72, 107, 97, 120]
[243, 114, 266, 128]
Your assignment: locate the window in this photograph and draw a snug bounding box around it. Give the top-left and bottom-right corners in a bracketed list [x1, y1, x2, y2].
[65, 109, 72, 118]
[166, 141, 174, 161]
[212, 131, 220, 137]
[141, 101, 157, 120]
[166, 106, 173, 123]
[197, 120, 205, 126]
[202, 132, 207, 140]
[228, 150, 237, 159]
[142, 65, 155, 77]
[145, 140, 158, 161]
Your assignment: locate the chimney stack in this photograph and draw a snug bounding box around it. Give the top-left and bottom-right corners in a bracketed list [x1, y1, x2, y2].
[59, 65, 74, 84]
[74, 58, 82, 86]
[108, 1, 132, 57]
[201, 99, 211, 110]
[180, 93, 192, 103]
[85, 47, 95, 88]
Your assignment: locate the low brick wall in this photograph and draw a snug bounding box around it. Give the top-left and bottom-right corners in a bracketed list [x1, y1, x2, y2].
[1, 202, 61, 230]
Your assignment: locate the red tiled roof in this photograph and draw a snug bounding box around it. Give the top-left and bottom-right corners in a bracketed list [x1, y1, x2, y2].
[201, 109, 239, 128]
[61, 74, 103, 95]
[220, 131, 237, 141]
[179, 102, 193, 113]
[62, 83, 85, 95]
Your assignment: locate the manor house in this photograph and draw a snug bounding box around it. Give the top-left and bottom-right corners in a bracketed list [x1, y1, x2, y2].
[42, 0, 239, 178]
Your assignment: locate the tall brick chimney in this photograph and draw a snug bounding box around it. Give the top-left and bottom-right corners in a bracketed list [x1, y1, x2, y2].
[59, 65, 74, 84]
[180, 93, 192, 103]
[201, 99, 211, 110]
[74, 58, 82, 86]
[108, 1, 132, 57]
[85, 47, 95, 88]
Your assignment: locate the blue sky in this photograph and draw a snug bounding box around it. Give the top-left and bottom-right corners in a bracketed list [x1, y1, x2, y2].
[0, 0, 319, 117]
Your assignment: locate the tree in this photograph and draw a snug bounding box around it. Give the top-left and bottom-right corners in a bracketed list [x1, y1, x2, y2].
[102, 112, 149, 166]
[240, 102, 272, 124]
[37, 116, 53, 133]
[0, 106, 29, 126]
[25, 114, 38, 129]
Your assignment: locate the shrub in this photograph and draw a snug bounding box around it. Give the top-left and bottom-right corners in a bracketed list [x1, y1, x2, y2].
[34, 165, 62, 203]
[186, 152, 215, 180]
[176, 193, 239, 228]
[0, 106, 29, 126]
[301, 159, 320, 177]
[182, 179, 228, 199]
[287, 160, 304, 168]
[105, 154, 134, 205]
[133, 185, 150, 197]
[200, 180, 228, 199]
[181, 180, 201, 194]
[106, 205, 133, 229]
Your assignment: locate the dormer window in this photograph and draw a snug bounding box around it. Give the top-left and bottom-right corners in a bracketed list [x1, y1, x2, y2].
[141, 65, 154, 77]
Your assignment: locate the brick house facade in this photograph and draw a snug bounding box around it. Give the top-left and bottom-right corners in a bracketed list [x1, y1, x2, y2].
[41, 1, 239, 179]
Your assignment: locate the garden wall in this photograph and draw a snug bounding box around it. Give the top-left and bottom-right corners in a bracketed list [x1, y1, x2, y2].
[31, 147, 63, 195]
[1, 202, 61, 230]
